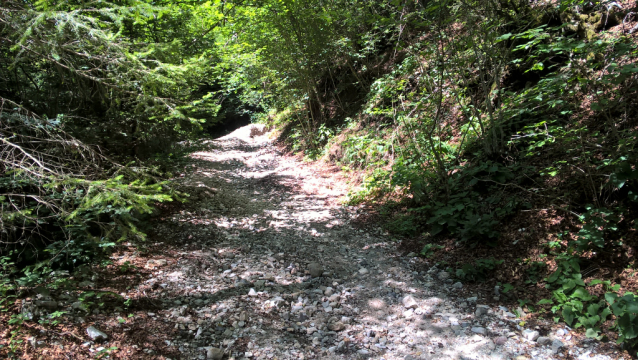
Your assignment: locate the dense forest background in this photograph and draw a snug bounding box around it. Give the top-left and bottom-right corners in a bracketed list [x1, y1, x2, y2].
[2, 0, 638, 356]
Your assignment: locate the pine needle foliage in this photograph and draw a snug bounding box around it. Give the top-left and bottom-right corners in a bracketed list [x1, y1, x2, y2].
[0, 0, 209, 275]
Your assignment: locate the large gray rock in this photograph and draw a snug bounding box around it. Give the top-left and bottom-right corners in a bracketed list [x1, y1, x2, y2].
[86, 326, 108, 341]
[522, 329, 540, 341]
[471, 326, 486, 334]
[207, 347, 224, 360]
[551, 339, 564, 351]
[475, 305, 489, 317]
[537, 336, 551, 345]
[308, 262, 323, 277]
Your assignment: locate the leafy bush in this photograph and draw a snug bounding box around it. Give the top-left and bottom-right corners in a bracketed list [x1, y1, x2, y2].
[540, 256, 638, 346]
[0, 111, 180, 291]
[525, 261, 548, 284]
[606, 291, 638, 345]
[384, 213, 420, 237]
[571, 207, 621, 251]
[409, 161, 522, 246]
[0, 0, 200, 289]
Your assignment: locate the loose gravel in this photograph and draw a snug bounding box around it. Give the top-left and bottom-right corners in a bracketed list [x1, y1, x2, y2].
[127, 125, 620, 359]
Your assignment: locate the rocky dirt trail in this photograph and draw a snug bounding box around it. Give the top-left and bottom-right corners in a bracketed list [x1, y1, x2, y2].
[107, 125, 620, 360]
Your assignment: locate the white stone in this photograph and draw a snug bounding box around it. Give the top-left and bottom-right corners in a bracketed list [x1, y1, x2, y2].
[522, 329, 540, 341]
[86, 326, 108, 341]
[402, 295, 418, 309]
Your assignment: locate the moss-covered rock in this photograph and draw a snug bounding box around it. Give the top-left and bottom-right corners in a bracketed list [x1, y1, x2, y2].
[559, 8, 623, 40]
[560, 11, 580, 32]
[578, 20, 597, 40]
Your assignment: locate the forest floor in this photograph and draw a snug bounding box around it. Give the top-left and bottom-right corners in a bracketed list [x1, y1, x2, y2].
[13, 125, 627, 359]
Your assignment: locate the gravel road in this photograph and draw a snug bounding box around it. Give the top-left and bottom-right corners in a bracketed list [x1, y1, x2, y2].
[138, 125, 619, 360]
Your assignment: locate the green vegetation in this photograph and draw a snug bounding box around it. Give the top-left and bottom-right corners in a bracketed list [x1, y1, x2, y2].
[1, 0, 638, 355]
[455, 258, 505, 283]
[0, 0, 210, 298]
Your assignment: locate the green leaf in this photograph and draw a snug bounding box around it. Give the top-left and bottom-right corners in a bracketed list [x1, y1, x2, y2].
[606, 292, 619, 304]
[547, 271, 560, 283]
[618, 314, 638, 339]
[587, 303, 601, 316]
[585, 328, 600, 338]
[562, 307, 575, 326]
[625, 301, 638, 314]
[531, 62, 544, 71]
[568, 258, 581, 272]
[497, 33, 512, 42]
[572, 287, 593, 301]
[612, 302, 626, 316]
[570, 299, 584, 312]
[563, 279, 576, 291]
[553, 289, 568, 303]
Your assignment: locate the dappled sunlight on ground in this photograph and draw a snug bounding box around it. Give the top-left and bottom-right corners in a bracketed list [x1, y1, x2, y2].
[41, 124, 613, 359]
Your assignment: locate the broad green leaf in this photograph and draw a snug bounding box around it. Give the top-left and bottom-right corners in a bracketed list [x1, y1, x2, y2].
[625, 301, 638, 314]
[547, 271, 560, 283]
[618, 314, 638, 339]
[585, 328, 599, 338]
[562, 307, 575, 326]
[605, 292, 619, 304]
[571, 287, 593, 301]
[563, 279, 576, 291]
[587, 303, 601, 316]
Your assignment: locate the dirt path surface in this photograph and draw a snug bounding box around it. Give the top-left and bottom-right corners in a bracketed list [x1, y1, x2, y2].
[110, 125, 618, 360]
